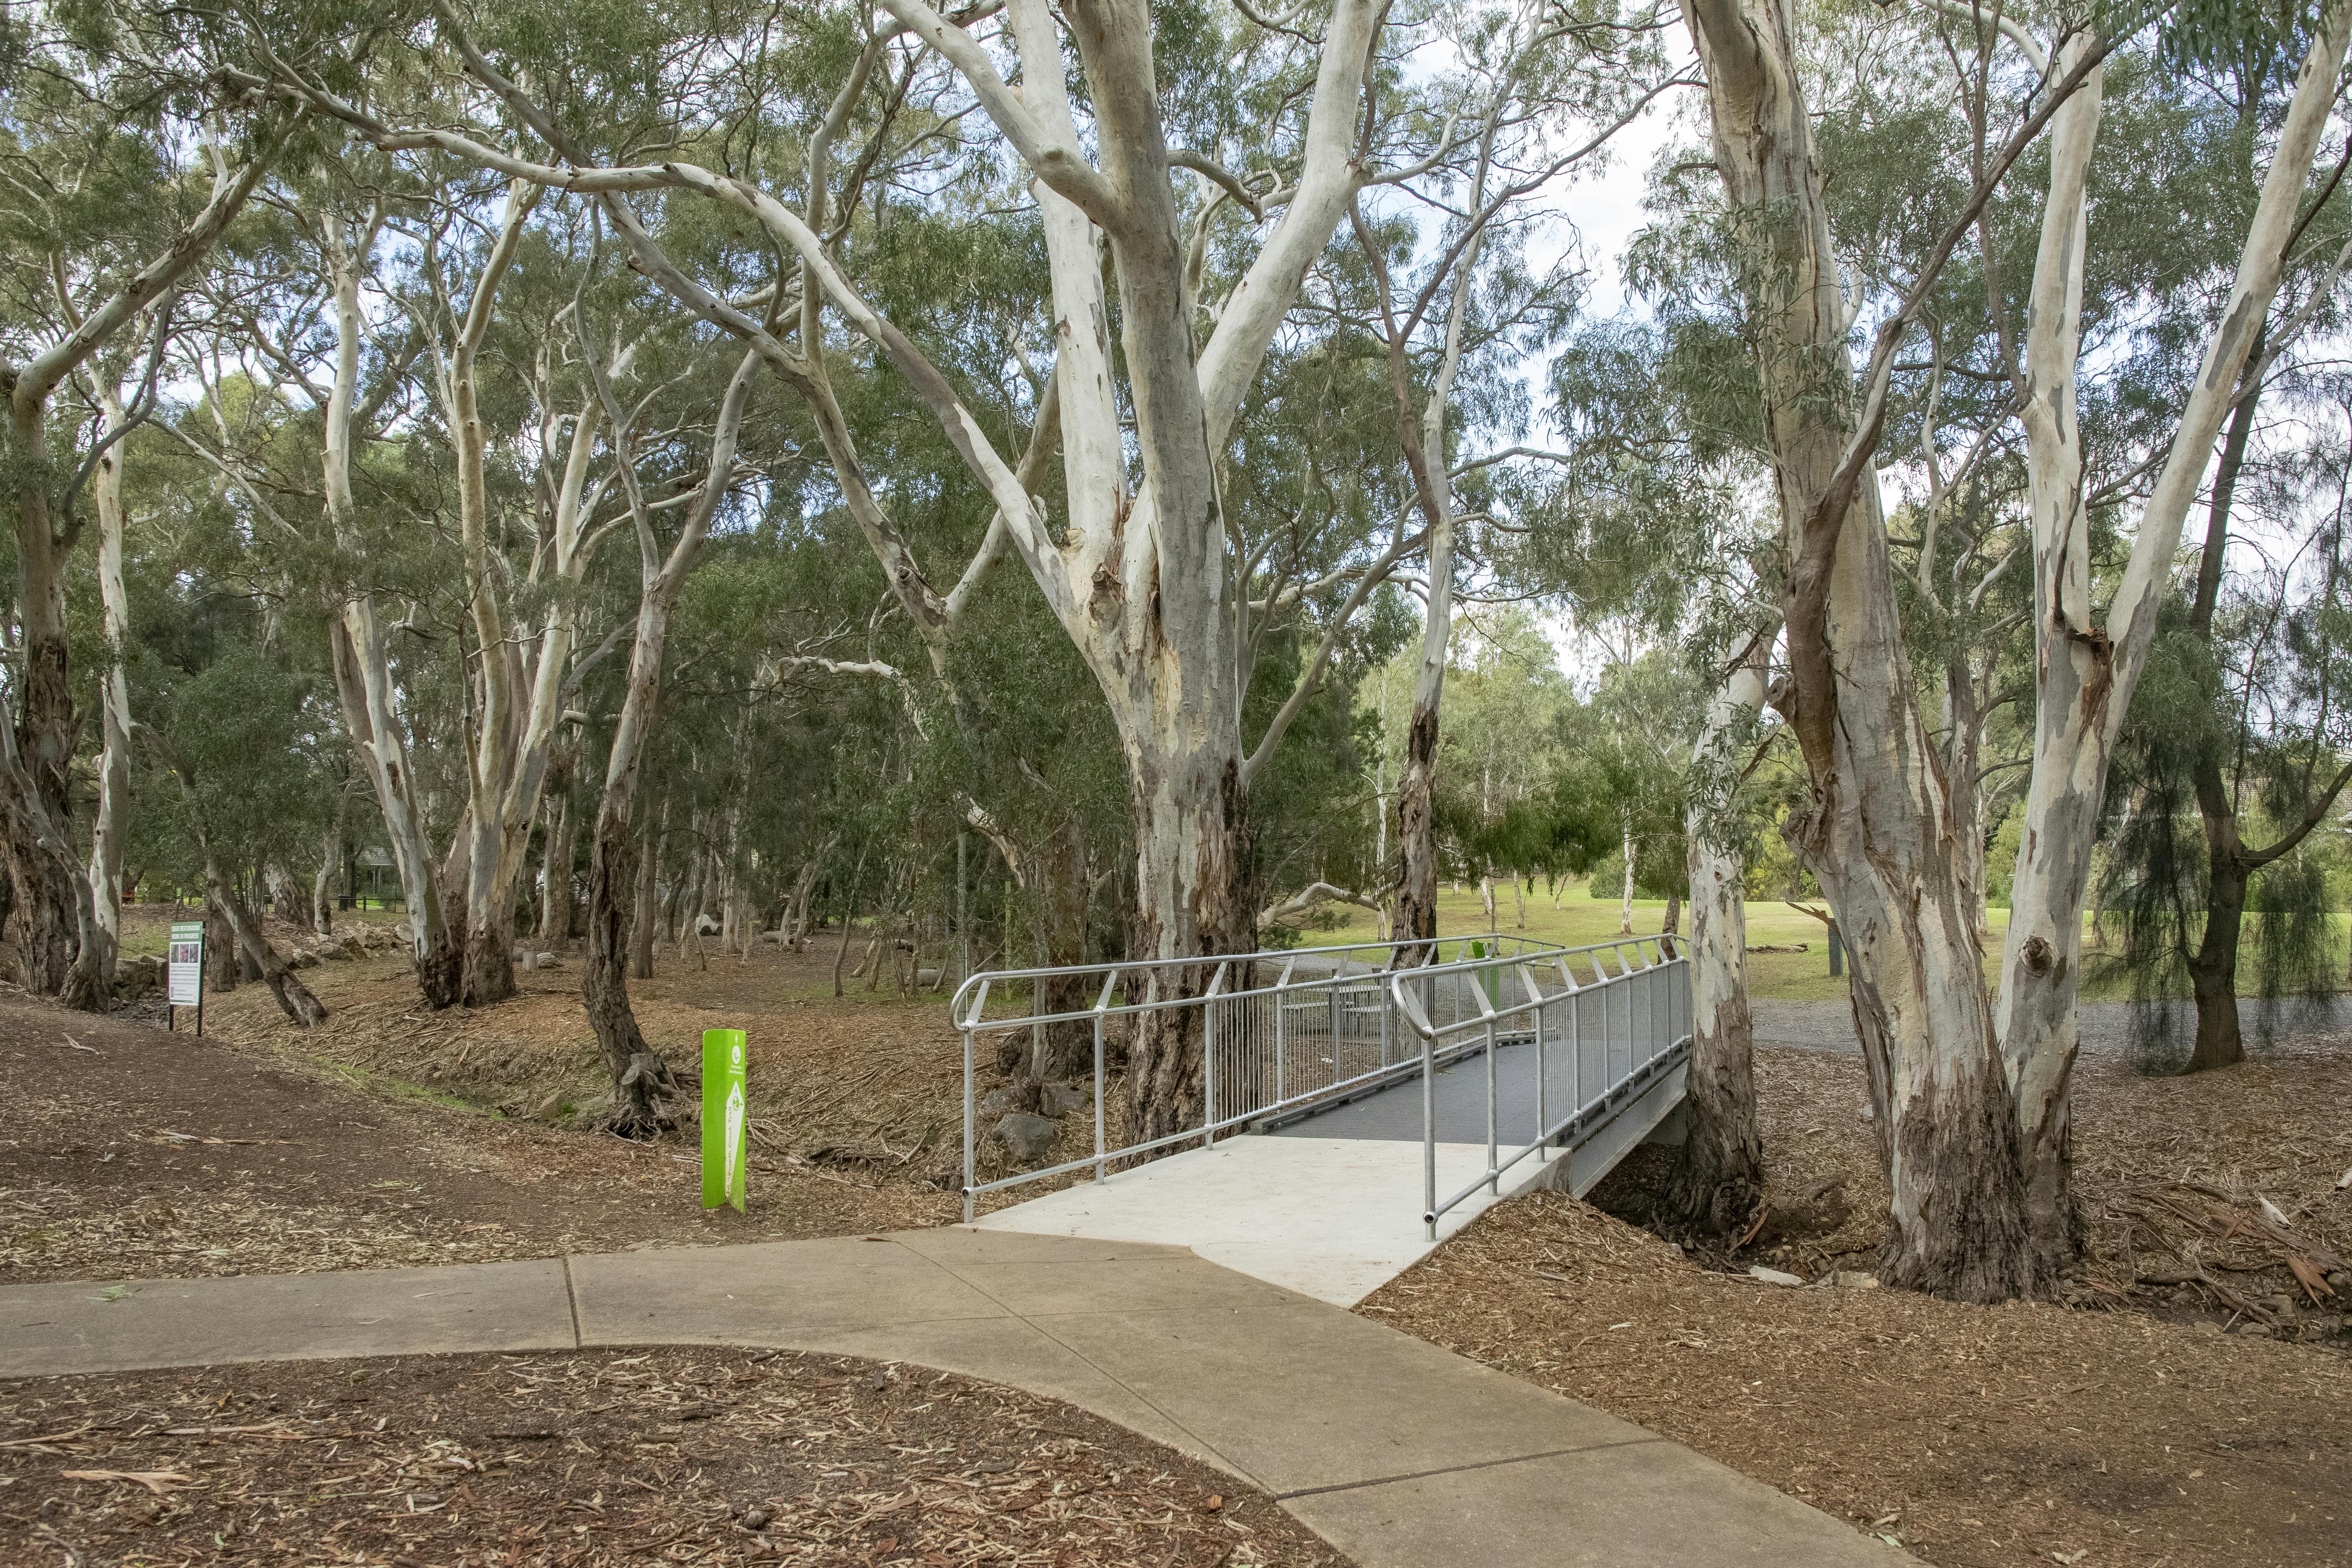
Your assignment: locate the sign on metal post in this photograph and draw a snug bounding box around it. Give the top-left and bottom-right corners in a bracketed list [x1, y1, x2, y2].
[167, 919, 206, 1036]
[701, 1028, 748, 1212]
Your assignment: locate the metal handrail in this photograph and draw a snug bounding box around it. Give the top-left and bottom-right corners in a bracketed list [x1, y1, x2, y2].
[956, 933, 1569, 1220]
[1388, 934, 1693, 1239]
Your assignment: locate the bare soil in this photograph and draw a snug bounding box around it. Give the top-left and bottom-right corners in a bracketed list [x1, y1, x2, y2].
[1359, 1044, 2352, 1568]
[0, 1347, 1344, 1567]
[1, 984, 954, 1284]
[189, 914, 1123, 1199]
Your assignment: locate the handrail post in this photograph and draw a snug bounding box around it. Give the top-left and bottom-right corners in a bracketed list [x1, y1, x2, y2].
[1422, 998, 1437, 1241]
[1093, 968, 1117, 1184]
[960, 976, 991, 1225]
[1203, 960, 1229, 1148]
[1473, 966, 1499, 1196]
[962, 1016, 977, 1224]
[1568, 958, 1583, 1126]
[1485, 1013, 1500, 1195]
[1627, 945, 1638, 1071]
[1601, 948, 1614, 1097]
[1521, 962, 1546, 1155]
[1274, 956, 1296, 1110]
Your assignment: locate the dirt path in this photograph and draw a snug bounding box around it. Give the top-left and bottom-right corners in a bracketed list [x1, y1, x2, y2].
[3, 992, 954, 1284]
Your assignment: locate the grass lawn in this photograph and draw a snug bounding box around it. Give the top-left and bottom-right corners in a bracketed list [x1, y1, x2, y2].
[1309, 882, 2351, 1004]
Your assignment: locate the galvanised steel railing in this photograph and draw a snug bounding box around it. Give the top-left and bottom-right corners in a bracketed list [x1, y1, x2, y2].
[953, 934, 1567, 1221]
[1390, 935, 1693, 1239]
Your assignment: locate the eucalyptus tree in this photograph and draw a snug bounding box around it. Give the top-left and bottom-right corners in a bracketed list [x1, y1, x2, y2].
[1936, 0, 2352, 1276]
[254, 0, 1531, 1145]
[1510, 311, 1774, 1230]
[1671, 0, 2352, 1295]
[1674, 0, 2123, 1297]
[421, 189, 648, 1008]
[2060, 36, 2352, 1074]
[0, 5, 284, 1005]
[156, 138, 478, 1002]
[2103, 413, 2352, 1071]
[1345, 0, 1683, 960]
[571, 315, 766, 1130]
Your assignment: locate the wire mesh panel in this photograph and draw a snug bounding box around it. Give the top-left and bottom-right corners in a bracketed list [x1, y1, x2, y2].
[1390, 937, 1694, 1239]
[952, 934, 1574, 1218]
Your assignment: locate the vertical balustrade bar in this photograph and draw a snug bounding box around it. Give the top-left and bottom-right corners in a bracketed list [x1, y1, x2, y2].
[962, 1019, 977, 1223]
[1628, 947, 1639, 1070]
[1600, 952, 1614, 1100]
[1093, 969, 1116, 1184]
[1485, 1011, 1500, 1195]
[1204, 962, 1227, 1146]
[1275, 958, 1294, 1109]
[1329, 965, 1343, 1081]
[1575, 969, 1587, 1117]
[1422, 1002, 1438, 1241]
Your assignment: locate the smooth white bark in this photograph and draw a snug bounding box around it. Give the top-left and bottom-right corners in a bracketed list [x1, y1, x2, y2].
[1991, 2, 2350, 1264]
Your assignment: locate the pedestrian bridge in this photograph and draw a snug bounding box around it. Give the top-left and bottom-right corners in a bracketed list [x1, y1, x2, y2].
[952, 935, 1693, 1305]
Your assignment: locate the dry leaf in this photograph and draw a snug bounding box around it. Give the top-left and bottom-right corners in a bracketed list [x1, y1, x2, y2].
[61, 1469, 196, 1495]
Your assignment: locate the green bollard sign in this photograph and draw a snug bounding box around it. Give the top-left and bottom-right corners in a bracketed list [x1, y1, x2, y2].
[701, 1028, 748, 1212]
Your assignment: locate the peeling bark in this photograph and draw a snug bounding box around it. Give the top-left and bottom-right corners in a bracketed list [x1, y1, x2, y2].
[1664, 644, 1771, 1233]
[1993, 6, 2351, 1273]
[1684, 0, 2032, 1298]
[388, 0, 1382, 1147]
[0, 131, 267, 1011]
[316, 211, 463, 1009]
[86, 373, 139, 1000]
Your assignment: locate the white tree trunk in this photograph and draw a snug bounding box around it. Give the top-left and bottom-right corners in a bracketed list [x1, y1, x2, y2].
[380, 0, 1380, 1140]
[1993, 5, 2352, 1272]
[445, 181, 542, 1007]
[1618, 815, 1637, 936]
[312, 208, 464, 1006]
[1668, 640, 1773, 1228]
[1684, 0, 2032, 1299]
[86, 379, 137, 997]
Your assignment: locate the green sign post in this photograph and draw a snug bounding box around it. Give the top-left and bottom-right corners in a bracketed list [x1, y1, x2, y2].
[701, 1028, 748, 1212]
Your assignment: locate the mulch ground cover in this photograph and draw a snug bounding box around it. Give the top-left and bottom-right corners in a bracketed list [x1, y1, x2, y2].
[1359, 1043, 2352, 1568]
[1, 984, 956, 1285]
[0, 1347, 1343, 1566]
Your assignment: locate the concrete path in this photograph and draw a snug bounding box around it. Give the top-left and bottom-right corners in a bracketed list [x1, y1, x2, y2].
[1, 1230, 1905, 1568]
[975, 1136, 1559, 1305]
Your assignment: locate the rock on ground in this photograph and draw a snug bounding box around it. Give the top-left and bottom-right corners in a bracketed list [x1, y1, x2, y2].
[991, 1112, 1060, 1163]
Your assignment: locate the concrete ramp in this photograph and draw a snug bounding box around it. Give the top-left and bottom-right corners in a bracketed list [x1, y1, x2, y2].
[975, 1136, 1552, 1305]
[977, 1049, 1690, 1305]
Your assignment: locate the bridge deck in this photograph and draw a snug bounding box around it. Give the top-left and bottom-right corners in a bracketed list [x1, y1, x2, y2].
[978, 1037, 1688, 1305]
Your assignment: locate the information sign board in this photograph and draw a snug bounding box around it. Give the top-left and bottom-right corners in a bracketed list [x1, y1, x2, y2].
[168, 919, 206, 1029]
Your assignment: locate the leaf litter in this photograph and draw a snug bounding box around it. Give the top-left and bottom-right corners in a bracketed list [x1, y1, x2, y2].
[1, 1348, 1347, 1566]
[1361, 1044, 2352, 1568]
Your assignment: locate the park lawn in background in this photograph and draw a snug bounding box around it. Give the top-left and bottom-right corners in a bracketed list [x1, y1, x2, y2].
[1311, 882, 2352, 1004]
